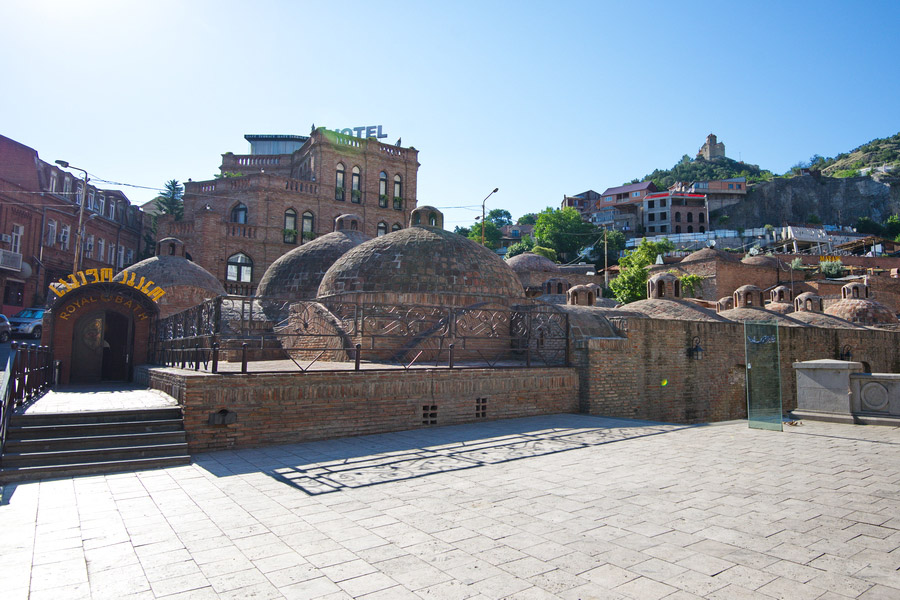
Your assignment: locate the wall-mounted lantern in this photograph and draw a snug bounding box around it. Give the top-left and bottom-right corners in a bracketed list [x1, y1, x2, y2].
[687, 336, 704, 360]
[839, 344, 853, 361]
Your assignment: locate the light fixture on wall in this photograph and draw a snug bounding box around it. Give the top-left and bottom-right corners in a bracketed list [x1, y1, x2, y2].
[839, 344, 853, 361]
[687, 336, 704, 360]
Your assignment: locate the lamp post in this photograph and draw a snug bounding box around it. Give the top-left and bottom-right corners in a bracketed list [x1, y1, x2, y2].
[55, 160, 89, 272]
[481, 187, 499, 246]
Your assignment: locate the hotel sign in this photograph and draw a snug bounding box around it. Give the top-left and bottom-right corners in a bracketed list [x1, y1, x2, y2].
[51, 268, 167, 303]
[333, 125, 388, 139]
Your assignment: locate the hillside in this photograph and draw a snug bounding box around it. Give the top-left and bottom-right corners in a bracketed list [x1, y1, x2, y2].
[636, 156, 772, 190]
[818, 131, 900, 177]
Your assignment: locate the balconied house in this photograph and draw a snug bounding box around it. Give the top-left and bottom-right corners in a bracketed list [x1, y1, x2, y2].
[0, 134, 143, 316]
[594, 181, 658, 235]
[561, 190, 600, 222]
[159, 129, 420, 295]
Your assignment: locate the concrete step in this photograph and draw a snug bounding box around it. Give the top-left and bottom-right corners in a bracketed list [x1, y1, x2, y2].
[0, 455, 192, 484]
[11, 408, 182, 427]
[5, 431, 187, 453]
[2, 443, 189, 467]
[9, 419, 185, 439]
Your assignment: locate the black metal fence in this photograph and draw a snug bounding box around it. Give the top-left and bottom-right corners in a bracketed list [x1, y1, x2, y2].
[152, 296, 570, 373]
[0, 343, 54, 458]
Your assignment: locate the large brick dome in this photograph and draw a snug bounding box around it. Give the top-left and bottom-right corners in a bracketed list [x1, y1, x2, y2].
[257, 230, 371, 301]
[505, 252, 559, 273]
[317, 226, 526, 306]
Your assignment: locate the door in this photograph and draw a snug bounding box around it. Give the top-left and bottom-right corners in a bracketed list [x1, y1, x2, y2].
[71, 310, 133, 383]
[102, 311, 131, 381]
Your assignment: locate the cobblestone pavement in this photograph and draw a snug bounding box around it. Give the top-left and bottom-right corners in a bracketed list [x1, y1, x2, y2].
[1, 415, 898, 599]
[14, 384, 178, 414]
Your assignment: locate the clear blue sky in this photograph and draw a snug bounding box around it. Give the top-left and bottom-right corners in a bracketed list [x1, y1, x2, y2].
[2, 0, 898, 229]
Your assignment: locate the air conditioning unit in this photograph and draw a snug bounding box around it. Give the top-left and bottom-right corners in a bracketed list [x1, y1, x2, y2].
[0, 234, 11, 243]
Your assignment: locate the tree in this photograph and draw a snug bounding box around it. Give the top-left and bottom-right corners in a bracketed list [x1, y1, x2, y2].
[156, 179, 184, 220]
[453, 225, 471, 237]
[531, 246, 557, 262]
[609, 238, 675, 304]
[486, 209, 512, 228]
[855, 216, 883, 236]
[587, 229, 626, 270]
[467, 220, 502, 249]
[533, 207, 598, 260]
[505, 236, 535, 258]
[883, 215, 900, 239]
[517, 213, 537, 226]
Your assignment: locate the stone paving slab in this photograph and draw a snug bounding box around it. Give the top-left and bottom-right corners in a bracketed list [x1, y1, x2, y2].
[1, 415, 899, 599]
[14, 384, 179, 414]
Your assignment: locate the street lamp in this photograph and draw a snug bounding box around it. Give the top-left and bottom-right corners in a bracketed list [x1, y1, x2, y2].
[55, 160, 89, 272]
[481, 187, 499, 245]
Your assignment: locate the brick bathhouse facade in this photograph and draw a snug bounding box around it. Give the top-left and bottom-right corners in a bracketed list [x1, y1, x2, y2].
[0, 134, 143, 316]
[158, 129, 420, 295]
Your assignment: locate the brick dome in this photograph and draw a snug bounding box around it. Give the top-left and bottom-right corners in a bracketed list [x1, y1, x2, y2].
[317, 226, 526, 306]
[680, 248, 740, 264]
[824, 299, 898, 325]
[505, 252, 559, 274]
[257, 230, 371, 301]
[717, 307, 808, 327]
[741, 255, 781, 268]
[619, 299, 729, 322]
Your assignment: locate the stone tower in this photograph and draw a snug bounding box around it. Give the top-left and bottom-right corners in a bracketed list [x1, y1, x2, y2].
[697, 133, 726, 161]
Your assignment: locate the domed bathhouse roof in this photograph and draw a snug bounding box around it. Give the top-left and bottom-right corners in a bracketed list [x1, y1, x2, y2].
[824, 281, 899, 326]
[618, 299, 731, 322]
[647, 272, 680, 299]
[680, 248, 740, 264]
[317, 225, 525, 307]
[716, 306, 809, 327]
[741, 254, 782, 268]
[256, 230, 372, 321]
[113, 238, 225, 318]
[506, 252, 560, 274]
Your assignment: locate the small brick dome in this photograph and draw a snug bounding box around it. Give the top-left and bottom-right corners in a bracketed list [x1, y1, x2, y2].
[647, 272, 680, 299]
[680, 248, 740, 264]
[318, 225, 525, 306]
[733, 285, 764, 308]
[716, 296, 734, 312]
[410, 205, 444, 229]
[257, 230, 372, 300]
[794, 292, 824, 313]
[742, 255, 781, 268]
[506, 252, 559, 274]
[543, 277, 571, 295]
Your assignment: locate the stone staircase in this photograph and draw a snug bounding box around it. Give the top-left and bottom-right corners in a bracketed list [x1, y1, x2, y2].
[0, 407, 191, 483]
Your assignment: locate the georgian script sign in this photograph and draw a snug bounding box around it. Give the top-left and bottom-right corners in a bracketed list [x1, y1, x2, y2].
[51, 268, 166, 303]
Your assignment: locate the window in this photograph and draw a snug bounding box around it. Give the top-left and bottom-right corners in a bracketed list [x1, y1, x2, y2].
[85, 234, 94, 259]
[45, 220, 57, 246]
[648, 213, 655, 222]
[660, 199, 666, 207]
[632, 191, 640, 197]
[675, 212, 681, 222]
[699, 226, 706, 233]
[302, 211, 314, 241]
[60, 224, 70, 250]
[126, 249, 134, 265]
[76, 183, 84, 205]
[687, 213, 693, 223]
[377, 222, 388, 236]
[699, 213, 705, 223]
[379, 171, 388, 207]
[429, 213, 438, 227]
[3, 281, 24, 306]
[728, 183, 734, 189]
[676, 226, 681, 233]
[97, 238, 105, 261]
[226, 253, 252, 283]
[393, 175, 402, 209]
[97, 195, 105, 215]
[736, 184, 742, 189]
[335, 163, 345, 200]
[512, 229, 519, 237]
[88, 190, 95, 211]
[63, 177, 72, 199]
[284, 209, 297, 243]
[392, 223, 401, 232]
[109, 201, 116, 220]
[687, 225, 693, 233]
[351, 166, 361, 203]
[660, 212, 666, 221]
[117, 246, 125, 268]
[49, 173, 57, 192]
[648, 200, 654, 209]
[11, 224, 23, 254]
[108, 244, 116, 265]
[649, 226, 655, 232]
[231, 203, 248, 224]
[660, 225, 667, 233]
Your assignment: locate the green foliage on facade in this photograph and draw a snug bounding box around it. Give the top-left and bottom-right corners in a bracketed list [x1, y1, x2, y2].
[609, 238, 675, 304]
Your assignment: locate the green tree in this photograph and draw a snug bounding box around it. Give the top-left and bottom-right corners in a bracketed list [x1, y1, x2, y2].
[609, 238, 675, 304]
[533, 207, 598, 260]
[453, 225, 471, 237]
[883, 215, 900, 239]
[505, 235, 535, 258]
[486, 209, 512, 227]
[531, 246, 557, 262]
[589, 229, 626, 269]
[467, 220, 502, 249]
[517, 213, 537, 226]
[156, 179, 184, 220]
[855, 216, 883, 236]
[820, 260, 844, 278]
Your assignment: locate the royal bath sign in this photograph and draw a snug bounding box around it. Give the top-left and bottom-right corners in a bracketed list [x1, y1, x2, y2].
[51, 268, 167, 303]
[332, 125, 388, 139]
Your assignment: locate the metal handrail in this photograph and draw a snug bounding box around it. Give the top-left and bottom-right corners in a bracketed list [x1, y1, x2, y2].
[0, 343, 54, 461]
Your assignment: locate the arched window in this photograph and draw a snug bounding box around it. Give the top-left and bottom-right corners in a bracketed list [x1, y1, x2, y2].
[676, 225, 681, 233]
[377, 222, 388, 236]
[379, 171, 388, 207]
[557, 283, 564, 294]
[687, 212, 693, 223]
[687, 225, 693, 233]
[413, 213, 421, 225]
[393, 175, 402, 209]
[391, 223, 401, 232]
[429, 213, 438, 227]
[284, 209, 297, 243]
[335, 163, 345, 201]
[351, 166, 361, 203]
[350, 220, 358, 230]
[699, 226, 706, 233]
[231, 203, 248, 224]
[699, 212, 705, 223]
[675, 212, 681, 222]
[226, 253, 252, 283]
[302, 211, 314, 242]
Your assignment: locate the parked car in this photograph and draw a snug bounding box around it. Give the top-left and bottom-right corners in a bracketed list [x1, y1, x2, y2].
[9, 307, 46, 340]
[0, 314, 10, 343]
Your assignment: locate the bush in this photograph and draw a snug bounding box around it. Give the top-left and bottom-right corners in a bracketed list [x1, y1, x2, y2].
[820, 260, 844, 278]
[531, 246, 558, 262]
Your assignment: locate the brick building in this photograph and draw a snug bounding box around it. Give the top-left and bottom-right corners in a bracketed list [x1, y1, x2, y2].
[158, 129, 420, 295]
[594, 181, 658, 234]
[0, 134, 143, 317]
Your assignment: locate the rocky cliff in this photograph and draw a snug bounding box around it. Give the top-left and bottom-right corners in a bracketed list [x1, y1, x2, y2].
[717, 175, 899, 227]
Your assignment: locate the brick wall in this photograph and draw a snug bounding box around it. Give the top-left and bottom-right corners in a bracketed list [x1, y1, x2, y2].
[137, 366, 579, 453]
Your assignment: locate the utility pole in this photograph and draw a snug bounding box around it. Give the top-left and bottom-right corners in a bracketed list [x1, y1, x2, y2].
[604, 228, 609, 286]
[480, 187, 499, 246]
[55, 160, 89, 272]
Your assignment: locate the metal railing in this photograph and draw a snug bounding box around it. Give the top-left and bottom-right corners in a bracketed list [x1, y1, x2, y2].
[0, 343, 54, 459]
[152, 296, 570, 373]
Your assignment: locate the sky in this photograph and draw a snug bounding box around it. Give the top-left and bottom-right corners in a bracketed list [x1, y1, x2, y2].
[2, 0, 899, 230]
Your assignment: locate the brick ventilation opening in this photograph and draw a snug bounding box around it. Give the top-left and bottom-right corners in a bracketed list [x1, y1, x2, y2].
[476, 397, 487, 418]
[422, 405, 438, 425]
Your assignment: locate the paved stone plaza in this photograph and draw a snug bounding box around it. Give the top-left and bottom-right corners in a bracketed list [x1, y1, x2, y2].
[1, 414, 898, 600]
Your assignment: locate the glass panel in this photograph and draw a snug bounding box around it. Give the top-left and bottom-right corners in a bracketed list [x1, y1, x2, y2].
[744, 321, 782, 431]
